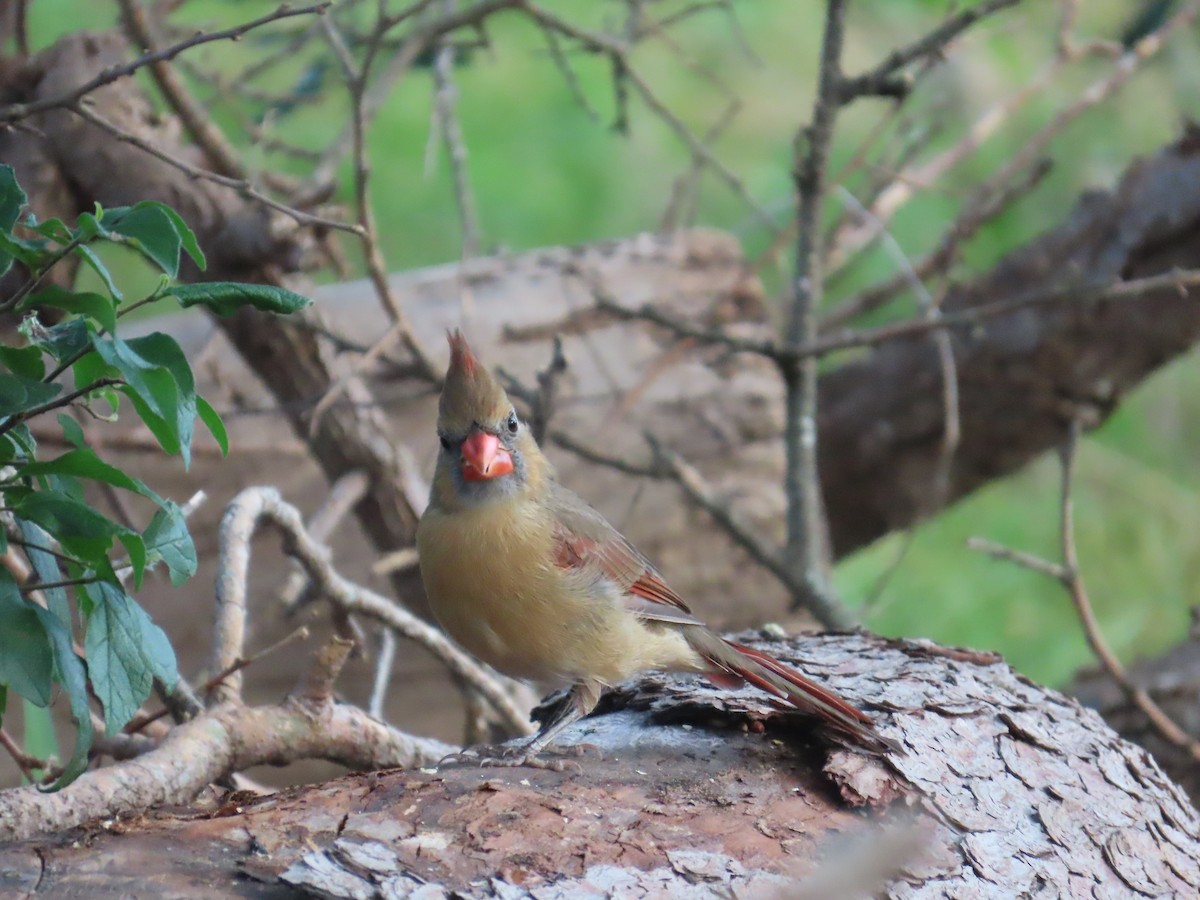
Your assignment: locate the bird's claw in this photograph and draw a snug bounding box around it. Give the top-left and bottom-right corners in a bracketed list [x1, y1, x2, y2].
[563, 742, 602, 759]
[435, 744, 582, 772]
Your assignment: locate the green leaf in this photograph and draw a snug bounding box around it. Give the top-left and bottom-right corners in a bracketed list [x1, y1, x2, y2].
[75, 244, 123, 301]
[126, 333, 196, 468]
[144, 502, 197, 586]
[20, 699, 56, 782]
[73, 211, 105, 242]
[0, 372, 60, 414]
[0, 231, 46, 271]
[35, 602, 92, 791]
[122, 388, 179, 457]
[154, 204, 205, 271]
[1, 423, 37, 465]
[93, 335, 181, 455]
[29, 217, 72, 243]
[0, 165, 27, 278]
[57, 414, 87, 449]
[0, 165, 26, 232]
[0, 570, 54, 707]
[117, 532, 147, 590]
[196, 395, 228, 456]
[0, 345, 46, 380]
[84, 582, 177, 734]
[166, 282, 312, 317]
[25, 285, 117, 335]
[12, 491, 131, 577]
[0, 433, 19, 465]
[17, 448, 166, 507]
[101, 203, 183, 278]
[0, 685, 6, 730]
[15, 519, 69, 623]
[22, 317, 90, 364]
[137, 610, 179, 693]
[71, 347, 120, 393]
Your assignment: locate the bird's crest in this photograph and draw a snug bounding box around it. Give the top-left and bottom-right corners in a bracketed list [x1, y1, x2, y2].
[439, 331, 512, 433]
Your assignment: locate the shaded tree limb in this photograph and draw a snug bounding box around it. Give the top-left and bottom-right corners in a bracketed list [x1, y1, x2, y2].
[820, 130, 1200, 555]
[0, 687, 454, 843]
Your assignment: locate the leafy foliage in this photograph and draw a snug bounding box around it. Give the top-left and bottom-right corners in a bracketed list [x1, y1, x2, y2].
[0, 165, 310, 788]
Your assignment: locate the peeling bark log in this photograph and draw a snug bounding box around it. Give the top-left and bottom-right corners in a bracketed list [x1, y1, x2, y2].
[1071, 624, 1200, 803]
[1, 634, 1196, 897]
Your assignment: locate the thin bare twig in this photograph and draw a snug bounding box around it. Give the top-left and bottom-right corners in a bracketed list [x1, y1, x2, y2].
[826, 159, 1052, 329]
[68, 101, 361, 235]
[0, 729, 44, 783]
[368, 627, 398, 720]
[497, 335, 569, 445]
[0, 378, 124, 440]
[781, 0, 852, 626]
[839, 0, 1022, 100]
[430, 0, 481, 259]
[970, 423, 1200, 763]
[611, 268, 1200, 366]
[278, 470, 371, 612]
[216, 487, 531, 735]
[966, 537, 1067, 581]
[0, 3, 332, 123]
[833, 0, 1194, 270]
[520, 1, 780, 235]
[836, 187, 960, 511]
[372, 547, 420, 577]
[127, 625, 312, 736]
[319, 15, 440, 384]
[116, 0, 244, 179]
[804, 268, 1200, 361]
[644, 434, 797, 593]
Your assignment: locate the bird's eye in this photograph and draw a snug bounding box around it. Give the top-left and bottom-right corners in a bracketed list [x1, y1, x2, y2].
[439, 434, 452, 451]
[506, 412, 519, 434]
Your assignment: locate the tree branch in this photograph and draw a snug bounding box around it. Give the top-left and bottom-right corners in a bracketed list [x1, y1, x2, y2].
[0, 3, 331, 123]
[781, 0, 851, 626]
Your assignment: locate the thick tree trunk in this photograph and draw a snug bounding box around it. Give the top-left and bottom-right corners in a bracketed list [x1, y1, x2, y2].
[1, 633, 1196, 897]
[820, 130, 1200, 555]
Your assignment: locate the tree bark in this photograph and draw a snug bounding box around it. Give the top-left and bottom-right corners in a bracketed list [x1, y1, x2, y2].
[1, 633, 1196, 897]
[1071, 623, 1200, 803]
[820, 128, 1200, 555]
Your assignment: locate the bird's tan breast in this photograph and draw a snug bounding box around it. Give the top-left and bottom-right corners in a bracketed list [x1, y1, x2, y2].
[417, 496, 704, 686]
[417, 499, 593, 681]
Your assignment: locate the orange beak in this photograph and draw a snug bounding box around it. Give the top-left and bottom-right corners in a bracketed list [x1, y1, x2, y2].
[460, 432, 515, 482]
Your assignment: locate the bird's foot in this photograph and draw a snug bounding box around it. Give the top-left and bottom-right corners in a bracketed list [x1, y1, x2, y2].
[436, 743, 584, 772]
[562, 741, 602, 759]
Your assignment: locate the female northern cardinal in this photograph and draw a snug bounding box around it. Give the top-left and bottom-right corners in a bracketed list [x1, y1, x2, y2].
[417, 332, 892, 761]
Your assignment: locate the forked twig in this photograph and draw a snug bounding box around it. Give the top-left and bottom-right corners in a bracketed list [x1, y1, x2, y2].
[970, 422, 1200, 762]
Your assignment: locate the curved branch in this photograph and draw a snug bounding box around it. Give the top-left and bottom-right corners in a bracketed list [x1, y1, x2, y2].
[0, 696, 454, 843]
[216, 487, 532, 736]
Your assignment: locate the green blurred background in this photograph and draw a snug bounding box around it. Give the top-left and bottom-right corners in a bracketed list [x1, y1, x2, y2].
[23, 0, 1200, 686]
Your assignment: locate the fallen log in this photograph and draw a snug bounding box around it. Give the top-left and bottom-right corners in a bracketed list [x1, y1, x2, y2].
[1, 633, 1196, 897]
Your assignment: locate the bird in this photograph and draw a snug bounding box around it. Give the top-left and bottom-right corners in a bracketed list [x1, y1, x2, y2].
[416, 331, 892, 763]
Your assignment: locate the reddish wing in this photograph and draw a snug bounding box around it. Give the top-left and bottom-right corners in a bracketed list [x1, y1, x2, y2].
[546, 482, 698, 624]
[545, 483, 892, 751]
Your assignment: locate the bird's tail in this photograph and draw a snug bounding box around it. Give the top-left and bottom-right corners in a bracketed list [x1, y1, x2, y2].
[686, 629, 897, 754]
